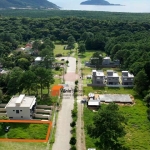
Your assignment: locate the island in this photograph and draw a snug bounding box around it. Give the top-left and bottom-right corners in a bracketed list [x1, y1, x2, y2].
[80, 0, 122, 6]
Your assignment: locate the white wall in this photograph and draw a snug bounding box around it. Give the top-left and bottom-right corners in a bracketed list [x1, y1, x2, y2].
[6, 107, 31, 120]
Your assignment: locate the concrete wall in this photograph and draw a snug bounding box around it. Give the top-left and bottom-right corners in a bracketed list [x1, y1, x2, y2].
[107, 77, 119, 85]
[36, 105, 54, 110]
[35, 109, 52, 114]
[0, 104, 7, 107]
[0, 108, 6, 112]
[6, 107, 31, 120]
[122, 77, 134, 85]
[87, 84, 133, 87]
[34, 114, 50, 120]
[0, 113, 7, 116]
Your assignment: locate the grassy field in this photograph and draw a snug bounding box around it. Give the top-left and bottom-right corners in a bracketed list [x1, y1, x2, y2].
[0, 123, 48, 139]
[83, 87, 150, 150]
[79, 51, 106, 64]
[79, 51, 95, 64]
[54, 44, 70, 56]
[0, 142, 47, 150]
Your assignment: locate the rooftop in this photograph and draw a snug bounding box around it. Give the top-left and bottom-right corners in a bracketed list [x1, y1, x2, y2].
[107, 70, 119, 77]
[88, 100, 100, 106]
[93, 70, 104, 76]
[103, 57, 110, 60]
[107, 70, 113, 73]
[122, 71, 134, 77]
[35, 57, 42, 61]
[113, 72, 119, 77]
[5, 94, 36, 108]
[100, 94, 132, 103]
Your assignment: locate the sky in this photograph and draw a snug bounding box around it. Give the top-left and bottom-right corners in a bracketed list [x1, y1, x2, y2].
[49, 0, 150, 12]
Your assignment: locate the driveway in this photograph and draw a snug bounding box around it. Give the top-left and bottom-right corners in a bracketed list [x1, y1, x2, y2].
[52, 57, 76, 150]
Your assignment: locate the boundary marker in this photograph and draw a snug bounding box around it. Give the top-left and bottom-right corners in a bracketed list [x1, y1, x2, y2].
[0, 120, 52, 142]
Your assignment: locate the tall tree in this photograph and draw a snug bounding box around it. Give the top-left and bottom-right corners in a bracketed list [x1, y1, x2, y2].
[7, 67, 23, 95]
[89, 103, 126, 150]
[67, 35, 76, 49]
[134, 70, 149, 95]
[21, 70, 36, 95]
[78, 42, 86, 54]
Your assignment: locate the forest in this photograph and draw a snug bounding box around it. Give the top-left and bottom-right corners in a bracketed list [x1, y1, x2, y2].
[0, 12, 150, 97]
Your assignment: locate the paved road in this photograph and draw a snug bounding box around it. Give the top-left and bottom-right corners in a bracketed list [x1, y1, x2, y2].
[52, 57, 76, 150]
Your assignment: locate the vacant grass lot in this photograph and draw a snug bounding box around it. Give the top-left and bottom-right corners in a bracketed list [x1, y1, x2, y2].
[79, 51, 95, 64]
[83, 87, 150, 150]
[0, 123, 48, 139]
[79, 51, 106, 64]
[54, 44, 70, 56]
[0, 142, 47, 150]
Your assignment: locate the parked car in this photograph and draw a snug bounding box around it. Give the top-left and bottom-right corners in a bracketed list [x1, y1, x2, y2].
[5, 126, 10, 132]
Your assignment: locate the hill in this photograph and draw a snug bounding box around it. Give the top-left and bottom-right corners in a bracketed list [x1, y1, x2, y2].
[0, 0, 59, 9]
[80, 0, 121, 6]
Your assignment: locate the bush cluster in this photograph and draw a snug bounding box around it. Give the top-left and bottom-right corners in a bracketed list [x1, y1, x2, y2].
[70, 100, 77, 149]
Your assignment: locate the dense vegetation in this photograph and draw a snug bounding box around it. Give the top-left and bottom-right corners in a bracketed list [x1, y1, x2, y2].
[0, 0, 59, 9]
[83, 87, 150, 150]
[0, 13, 150, 97]
[0, 10, 150, 21]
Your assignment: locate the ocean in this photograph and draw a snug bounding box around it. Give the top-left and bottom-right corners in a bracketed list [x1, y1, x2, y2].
[49, 0, 150, 13]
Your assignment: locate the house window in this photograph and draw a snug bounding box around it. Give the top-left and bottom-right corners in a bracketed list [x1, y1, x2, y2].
[20, 110, 22, 111]
[97, 77, 100, 79]
[9, 117, 13, 119]
[16, 110, 19, 114]
[13, 110, 15, 111]
[21, 116, 23, 118]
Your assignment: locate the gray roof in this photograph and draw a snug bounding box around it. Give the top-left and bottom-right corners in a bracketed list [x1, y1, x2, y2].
[5, 94, 36, 108]
[100, 94, 132, 103]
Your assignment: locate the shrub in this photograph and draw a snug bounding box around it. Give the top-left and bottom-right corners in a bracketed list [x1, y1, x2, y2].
[71, 145, 77, 150]
[69, 136, 76, 145]
[75, 80, 78, 85]
[55, 66, 60, 71]
[55, 53, 62, 57]
[70, 121, 76, 127]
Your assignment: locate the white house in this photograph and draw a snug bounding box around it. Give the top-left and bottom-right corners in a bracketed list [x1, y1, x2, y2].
[92, 70, 105, 85]
[107, 70, 119, 85]
[5, 94, 36, 120]
[122, 71, 134, 85]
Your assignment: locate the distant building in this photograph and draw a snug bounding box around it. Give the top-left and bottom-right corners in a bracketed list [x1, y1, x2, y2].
[34, 57, 43, 65]
[5, 94, 36, 120]
[102, 57, 111, 65]
[122, 71, 134, 85]
[87, 93, 101, 110]
[92, 70, 105, 85]
[107, 70, 119, 85]
[88, 56, 120, 67]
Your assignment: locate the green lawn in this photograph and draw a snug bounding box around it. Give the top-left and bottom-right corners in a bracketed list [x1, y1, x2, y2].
[79, 51, 95, 64]
[79, 51, 106, 64]
[0, 142, 46, 150]
[83, 87, 150, 150]
[83, 86, 135, 95]
[0, 123, 48, 139]
[54, 44, 70, 56]
[82, 67, 93, 76]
